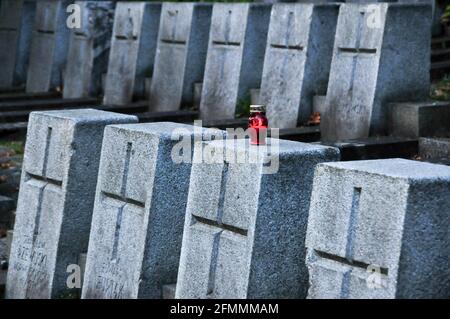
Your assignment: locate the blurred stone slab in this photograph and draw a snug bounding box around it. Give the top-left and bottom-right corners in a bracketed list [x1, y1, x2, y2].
[320, 3, 431, 141]
[261, 3, 339, 129]
[6, 109, 137, 299]
[103, 2, 162, 106]
[389, 101, 450, 138]
[162, 284, 176, 299]
[306, 159, 450, 298]
[419, 137, 450, 165]
[26, 0, 72, 93]
[176, 138, 339, 298]
[149, 3, 212, 112]
[317, 136, 418, 161]
[0, 0, 36, 88]
[82, 123, 223, 299]
[199, 3, 271, 121]
[63, 1, 115, 99]
[0, 196, 15, 229]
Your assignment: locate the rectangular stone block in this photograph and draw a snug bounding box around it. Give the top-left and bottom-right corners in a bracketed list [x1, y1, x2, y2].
[419, 137, 450, 165]
[26, 0, 72, 93]
[103, 2, 162, 106]
[0, 0, 36, 88]
[199, 3, 272, 121]
[6, 109, 138, 299]
[176, 138, 339, 298]
[320, 3, 431, 141]
[305, 159, 450, 298]
[63, 1, 115, 99]
[82, 123, 223, 299]
[149, 3, 212, 112]
[389, 101, 450, 138]
[261, 3, 339, 129]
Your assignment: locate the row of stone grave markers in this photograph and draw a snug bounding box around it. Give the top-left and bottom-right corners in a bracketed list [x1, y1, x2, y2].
[4, 107, 450, 299]
[0, 1, 438, 145]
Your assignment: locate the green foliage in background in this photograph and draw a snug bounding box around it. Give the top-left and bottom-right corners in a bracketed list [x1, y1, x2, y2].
[235, 93, 251, 118]
[431, 75, 450, 101]
[442, 4, 450, 23]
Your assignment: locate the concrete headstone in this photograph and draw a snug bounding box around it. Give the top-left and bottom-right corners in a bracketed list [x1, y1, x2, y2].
[63, 1, 115, 99]
[305, 159, 450, 298]
[0, 0, 36, 88]
[260, 3, 339, 129]
[176, 138, 339, 298]
[26, 0, 72, 93]
[5, 109, 137, 299]
[320, 3, 431, 141]
[199, 3, 272, 122]
[149, 3, 212, 112]
[103, 2, 162, 106]
[82, 122, 223, 299]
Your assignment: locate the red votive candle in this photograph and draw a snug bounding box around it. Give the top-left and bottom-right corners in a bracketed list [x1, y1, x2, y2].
[248, 105, 268, 145]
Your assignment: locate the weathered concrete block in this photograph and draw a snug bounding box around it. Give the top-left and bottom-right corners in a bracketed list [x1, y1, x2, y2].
[103, 2, 162, 106]
[6, 109, 138, 299]
[176, 138, 339, 299]
[389, 101, 450, 138]
[306, 159, 450, 299]
[0, 0, 36, 88]
[149, 3, 212, 112]
[26, 0, 72, 93]
[63, 1, 115, 99]
[419, 137, 450, 165]
[199, 3, 272, 122]
[82, 123, 223, 299]
[320, 3, 431, 141]
[261, 3, 339, 129]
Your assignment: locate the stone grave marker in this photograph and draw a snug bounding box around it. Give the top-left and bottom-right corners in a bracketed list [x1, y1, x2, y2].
[81, 122, 223, 299]
[26, 0, 72, 93]
[103, 2, 162, 106]
[320, 3, 431, 141]
[63, 1, 115, 99]
[175, 138, 339, 298]
[305, 159, 450, 299]
[199, 3, 272, 122]
[149, 3, 212, 112]
[260, 3, 339, 129]
[6, 109, 138, 299]
[0, 0, 36, 89]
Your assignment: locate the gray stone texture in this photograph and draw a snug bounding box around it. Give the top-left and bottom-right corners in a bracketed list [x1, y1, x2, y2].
[0, 0, 36, 88]
[63, 1, 115, 99]
[103, 2, 162, 106]
[261, 3, 339, 129]
[176, 138, 339, 299]
[200, 3, 272, 122]
[82, 123, 223, 299]
[149, 3, 212, 112]
[419, 137, 450, 165]
[306, 159, 450, 299]
[6, 109, 137, 299]
[320, 3, 431, 141]
[26, 0, 72, 93]
[389, 101, 450, 138]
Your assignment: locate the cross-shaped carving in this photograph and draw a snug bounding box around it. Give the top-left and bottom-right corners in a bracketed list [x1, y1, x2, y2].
[115, 8, 138, 41]
[160, 9, 186, 45]
[212, 10, 240, 47]
[24, 127, 63, 245]
[270, 11, 303, 51]
[191, 162, 248, 296]
[313, 187, 388, 298]
[100, 142, 145, 262]
[337, 11, 377, 94]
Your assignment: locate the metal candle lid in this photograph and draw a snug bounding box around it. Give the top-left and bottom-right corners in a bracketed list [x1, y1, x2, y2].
[250, 105, 266, 113]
